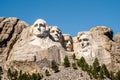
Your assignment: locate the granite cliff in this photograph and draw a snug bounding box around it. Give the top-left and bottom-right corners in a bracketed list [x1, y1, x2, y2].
[0, 17, 120, 80]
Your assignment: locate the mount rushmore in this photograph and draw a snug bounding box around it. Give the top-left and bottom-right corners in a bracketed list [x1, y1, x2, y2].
[0, 17, 120, 73]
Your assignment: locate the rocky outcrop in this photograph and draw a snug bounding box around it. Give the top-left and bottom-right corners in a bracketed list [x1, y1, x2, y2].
[4, 19, 65, 73]
[114, 33, 120, 45]
[90, 26, 113, 52]
[111, 33, 120, 71]
[0, 17, 120, 79]
[0, 17, 29, 65]
[74, 30, 111, 66]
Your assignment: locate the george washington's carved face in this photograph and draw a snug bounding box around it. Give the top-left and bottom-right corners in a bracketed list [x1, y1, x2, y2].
[31, 19, 48, 37]
[63, 34, 73, 51]
[49, 26, 62, 42]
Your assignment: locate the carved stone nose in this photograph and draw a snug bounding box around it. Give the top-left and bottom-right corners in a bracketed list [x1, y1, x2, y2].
[81, 43, 84, 46]
[38, 28, 41, 31]
[68, 41, 71, 45]
[55, 31, 58, 36]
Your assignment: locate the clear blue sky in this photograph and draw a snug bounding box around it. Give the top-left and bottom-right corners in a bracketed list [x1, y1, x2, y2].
[0, 0, 120, 37]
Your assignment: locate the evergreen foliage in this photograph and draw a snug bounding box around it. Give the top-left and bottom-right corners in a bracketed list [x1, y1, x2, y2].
[80, 73, 83, 77]
[0, 66, 3, 80]
[51, 60, 59, 73]
[63, 55, 70, 67]
[72, 53, 76, 61]
[7, 68, 18, 80]
[45, 70, 50, 76]
[109, 71, 115, 80]
[7, 68, 43, 80]
[72, 63, 77, 69]
[101, 64, 110, 78]
[77, 57, 89, 71]
[115, 71, 120, 80]
[91, 58, 101, 79]
[98, 67, 104, 79]
[18, 72, 30, 80]
[4, 57, 120, 80]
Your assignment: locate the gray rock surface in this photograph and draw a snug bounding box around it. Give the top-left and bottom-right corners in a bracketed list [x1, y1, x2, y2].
[0, 17, 29, 65]
[4, 19, 65, 73]
[0, 17, 120, 79]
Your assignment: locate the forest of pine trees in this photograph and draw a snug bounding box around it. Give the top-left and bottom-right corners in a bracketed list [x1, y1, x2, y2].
[0, 55, 120, 80]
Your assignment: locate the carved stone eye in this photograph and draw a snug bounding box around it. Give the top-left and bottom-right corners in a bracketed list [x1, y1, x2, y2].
[34, 24, 38, 27]
[83, 38, 89, 41]
[65, 40, 68, 43]
[79, 39, 82, 42]
[56, 31, 60, 34]
[51, 30, 55, 33]
[39, 24, 45, 27]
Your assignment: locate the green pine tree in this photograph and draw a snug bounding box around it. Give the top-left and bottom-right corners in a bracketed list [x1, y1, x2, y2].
[72, 63, 77, 69]
[115, 70, 120, 80]
[23, 72, 31, 80]
[63, 56, 70, 67]
[101, 64, 110, 78]
[92, 58, 101, 79]
[31, 73, 42, 80]
[72, 53, 76, 61]
[51, 60, 59, 73]
[77, 57, 89, 71]
[98, 67, 104, 79]
[80, 73, 83, 77]
[93, 58, 100, 71]
[109, 71, 115, 80]
[7, 68, 18, 80]
[77, 57, 85, 67]
[0, 67, 3, 80]
[45, 70, 50, 76]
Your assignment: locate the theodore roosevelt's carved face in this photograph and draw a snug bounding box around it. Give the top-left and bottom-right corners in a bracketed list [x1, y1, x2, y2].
[31, 19, 48, 37]
[49, 26, 62, 42]
[63, 34, 73, 51]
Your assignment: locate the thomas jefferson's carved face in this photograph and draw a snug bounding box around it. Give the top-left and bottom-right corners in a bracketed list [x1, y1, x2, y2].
[63, 34, 73, 51]
[78, 34, 90, 49]
[32, 19, 47, 37]
[50, 26, 62, 42]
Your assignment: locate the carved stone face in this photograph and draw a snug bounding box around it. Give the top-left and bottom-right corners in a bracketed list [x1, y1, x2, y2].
[31, 19, 47, 37]
[63, 34, 73, 51]
[50, 26, 62, 42]
[76, 32, 95, 64]
[78, 34, 90, 49]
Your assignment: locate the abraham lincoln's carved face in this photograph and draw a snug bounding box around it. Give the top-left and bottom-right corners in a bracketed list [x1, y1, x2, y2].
[78, 34, 90, 49]
[49, 26, 62, 42]
[31, 19, 48, 37]
[77, 32, 95, 58]
[77, 32, 92, 50]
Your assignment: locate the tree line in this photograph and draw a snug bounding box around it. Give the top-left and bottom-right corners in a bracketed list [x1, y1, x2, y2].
[0, 54, 120, 80]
